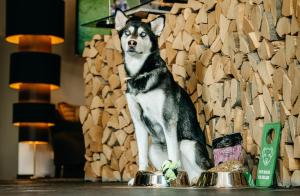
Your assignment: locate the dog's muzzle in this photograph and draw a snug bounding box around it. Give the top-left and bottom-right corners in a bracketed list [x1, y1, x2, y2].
[128, 40, 137, 52]
[128, 40, 137, 48]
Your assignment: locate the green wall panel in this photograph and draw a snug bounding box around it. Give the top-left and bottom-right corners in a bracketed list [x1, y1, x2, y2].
[77, 0, 140, 55]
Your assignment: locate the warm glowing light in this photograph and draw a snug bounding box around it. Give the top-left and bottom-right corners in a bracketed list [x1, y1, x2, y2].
[10, 83, 59, 91]
[19, 141, 48, 145]
[13, 122, 55, 127]
[6, 34, 64, 45]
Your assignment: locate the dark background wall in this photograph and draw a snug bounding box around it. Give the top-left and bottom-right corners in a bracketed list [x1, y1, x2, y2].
[0, 0, 85, 179]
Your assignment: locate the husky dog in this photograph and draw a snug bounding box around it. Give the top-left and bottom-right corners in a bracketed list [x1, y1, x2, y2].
[115, 10, 212, 182]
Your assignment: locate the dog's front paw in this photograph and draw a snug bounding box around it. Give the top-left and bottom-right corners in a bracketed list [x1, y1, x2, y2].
[128, 178, 135, 186]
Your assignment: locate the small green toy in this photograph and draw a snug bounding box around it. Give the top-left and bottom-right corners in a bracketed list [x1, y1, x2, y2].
[161, 160, 181, 183]
[256, 122, 281, 187]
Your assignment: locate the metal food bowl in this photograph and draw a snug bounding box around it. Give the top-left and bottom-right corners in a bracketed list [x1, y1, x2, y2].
[133, 171, 190, 187]
[196, 171, 248, 188]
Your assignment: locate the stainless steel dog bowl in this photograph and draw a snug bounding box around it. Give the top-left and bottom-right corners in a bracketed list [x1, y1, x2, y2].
[133, 171, 190, 187]
[196, 171, 248, 188]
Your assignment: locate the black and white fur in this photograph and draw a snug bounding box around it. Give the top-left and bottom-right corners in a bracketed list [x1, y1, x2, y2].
[115, 10, 212, 183]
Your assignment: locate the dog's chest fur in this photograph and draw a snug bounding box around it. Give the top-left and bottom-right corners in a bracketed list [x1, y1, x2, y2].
[136, 89, 165, 119]
[127, 74, 167, 143]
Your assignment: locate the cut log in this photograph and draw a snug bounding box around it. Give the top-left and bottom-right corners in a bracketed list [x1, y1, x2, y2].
[208, 25, 218, 45]
[175, 51, 187, 66]
[100, 66, 112, 81]
[170, 3, 187, 15]
[103, 144, 112, 161]
[200, 49, 213, 67]
[271, 47, 286, 68]
[219, 14, 230, 43]
[92, 153, 100, 161]
[243, 17, 255, 35]
[115, 129, 127, 146]
[101, 166, 115, 182]
[257, 61, 273, 87]
[115, 95, 126, 111]
[280, 102, 291, 124]
[83, 132, 91, 149]
[278, 159, 292, 187]
[124, 124, 134, 135]
[291, 170, 300, 186]
[88, 125, 101, 142]
[253, 95, 266, 119]
[130, 141, 138, 157]
[251, 4, 264, 31]
[282, 0, 294, 16]
[111, 156, 119, 171]
[84, 162, 98, 182]
[252, 119, 264, 147]
[284, 145, 300, 171]
[183, 31, 194, 51]
[108, 74, 121, 90]
[291, 15, 300, 35]
[263, 86, 272, 114]
[101, 85, 110, 99]
[292, 96, 300, 115]
[101, 111, 111, 128]
[90, 69, 102, 88]
[82, 114, 93, 134]
[172, 64, 186, 78]
[294, 136, 300, 158]
[288, 115, 298, 142]
[102, 127, 112, 144]
[210, 34, 222, 53]
[257, 39, 274, 60]
[91, 108, 102, 126]
[166, 42, 177, 64]
[107, 115, 119, 129]
[79, 106, 89, 124]
[203, 66, 215, 86]
[261, 12, 278, 41]
[91, 158, 107, 177]
[173, 14, 185, 36]
[285, 35, 297, 64]
[230, 79, 241, 107]
[234, 107, 244, 133]
[113, 146, 125, 159]
[90, 96, 104, 109]
[276, 17, 291, 37]
[119, 152, 129, 172]
[282, 73, 292, 110]
[107, 132, 117, 147]
[215, 117, 227, 135]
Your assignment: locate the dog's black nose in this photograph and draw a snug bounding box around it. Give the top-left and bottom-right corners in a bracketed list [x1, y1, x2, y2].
[128, 40, 137, 47]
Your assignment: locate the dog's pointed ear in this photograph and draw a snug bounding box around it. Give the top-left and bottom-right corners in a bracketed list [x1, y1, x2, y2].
[150, 16, 165, 36]
[115, 9, 128, 31]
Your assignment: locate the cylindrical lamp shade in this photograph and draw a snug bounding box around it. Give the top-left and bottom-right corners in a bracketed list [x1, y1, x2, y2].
[19, 127, 49, 143]
[13, 103, 56, 127]
[9, 52, 61, 90]
[5, 0, 65, 45]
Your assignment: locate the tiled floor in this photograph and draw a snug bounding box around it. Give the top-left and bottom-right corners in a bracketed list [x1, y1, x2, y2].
[0, 179, 299, 196]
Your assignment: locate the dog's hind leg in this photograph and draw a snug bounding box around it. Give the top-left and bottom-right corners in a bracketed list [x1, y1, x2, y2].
[149, 143, 168, 170]
[180, 140, 209, 184]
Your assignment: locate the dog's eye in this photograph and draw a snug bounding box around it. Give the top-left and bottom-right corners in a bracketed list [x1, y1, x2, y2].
[124, 30, 131, 36]
[140, 32, 147, 37]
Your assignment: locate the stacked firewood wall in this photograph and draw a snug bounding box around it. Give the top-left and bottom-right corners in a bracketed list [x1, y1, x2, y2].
[80, 0, 300, 186]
